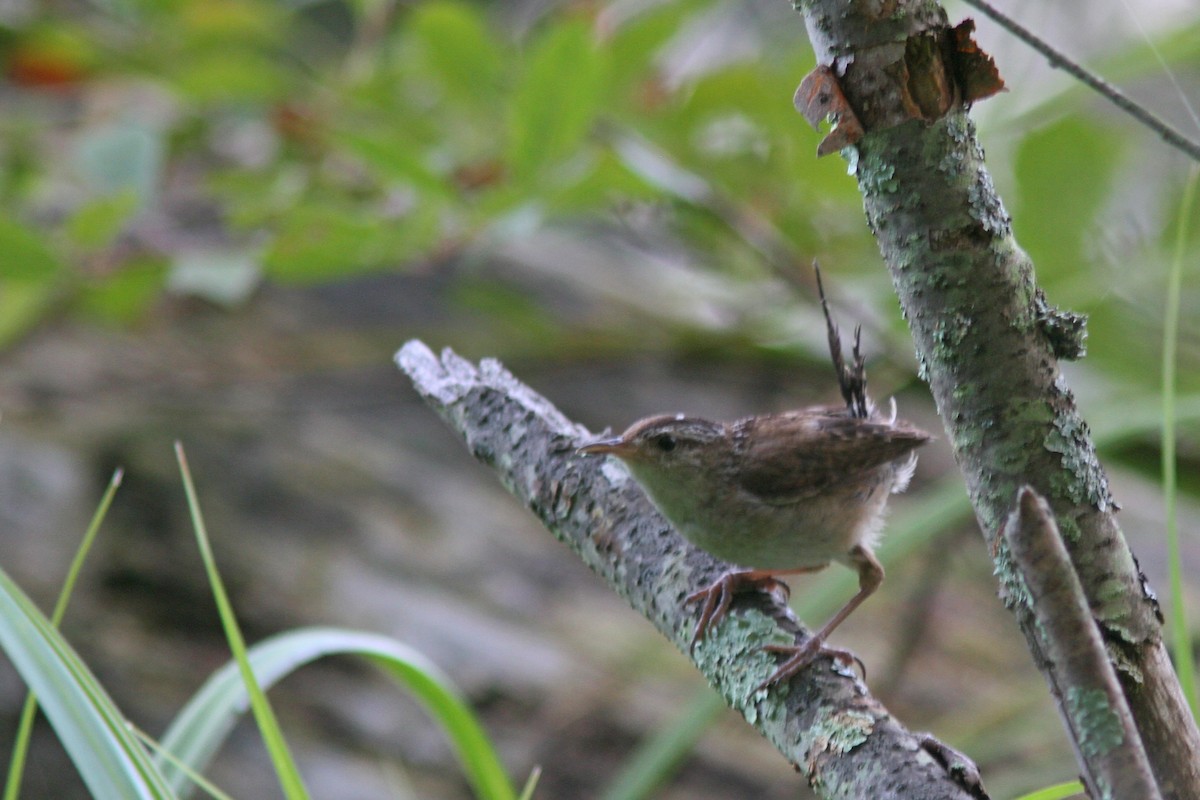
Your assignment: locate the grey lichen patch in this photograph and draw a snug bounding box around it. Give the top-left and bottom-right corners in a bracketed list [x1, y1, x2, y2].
[992, 536, 1032, 612]
[979, 485, 1017, 537]
[916, 351, 932, 383]
[949, 381, 980, 410]
[692, 610, 792, 708]
[965, 167, 1010, 235]
[951, 417, 986, 453]
[858, 148, 900, 195]
[1091, 573, 1146, 647]
[804, 707, 878, 788]
[1056, 513, 1082, 544]
[1066, 686, 1125, 761]
[931, 312, 972, 355]
[944, 112, 970, 144]
[1044, 412, 1113, 510]
[1034, 288, 1088, 360]
[598, 459, 633, 486]
[937, 148, 966, 178]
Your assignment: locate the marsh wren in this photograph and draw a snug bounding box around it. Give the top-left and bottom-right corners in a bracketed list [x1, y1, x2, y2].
[578, 266, 931, 688]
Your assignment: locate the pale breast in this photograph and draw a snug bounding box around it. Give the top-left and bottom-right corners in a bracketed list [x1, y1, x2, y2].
[677, 465, 896, 571]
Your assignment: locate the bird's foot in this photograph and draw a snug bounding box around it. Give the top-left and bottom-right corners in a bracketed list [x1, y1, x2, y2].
[684, 570, 790, 648]
[754, 639, 864, 692]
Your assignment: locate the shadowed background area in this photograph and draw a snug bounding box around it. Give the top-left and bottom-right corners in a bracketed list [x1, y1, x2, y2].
[1, 0, 1198, 797]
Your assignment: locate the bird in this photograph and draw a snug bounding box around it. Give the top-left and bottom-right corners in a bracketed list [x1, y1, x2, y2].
[577, 264, 931, 688]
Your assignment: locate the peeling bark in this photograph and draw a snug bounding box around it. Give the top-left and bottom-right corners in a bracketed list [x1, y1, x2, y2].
[397, 341, 987, 800]
[791, 1, 1200, 796]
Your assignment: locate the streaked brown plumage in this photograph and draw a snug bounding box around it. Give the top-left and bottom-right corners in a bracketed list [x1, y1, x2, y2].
[580, 263, 933, 689]
[578, 401, 930, 688]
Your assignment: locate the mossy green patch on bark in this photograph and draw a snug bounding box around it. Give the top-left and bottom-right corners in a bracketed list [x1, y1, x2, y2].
[804, 707, 878, 788]
[1067, 686, 1125, 760]
[1045, 407, 1113, 510]
[692, 610, 795, 709]
[992, 536, 1032, 612]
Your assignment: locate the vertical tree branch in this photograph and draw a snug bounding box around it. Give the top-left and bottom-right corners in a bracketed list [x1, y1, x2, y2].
[790, 1, 1200, 796]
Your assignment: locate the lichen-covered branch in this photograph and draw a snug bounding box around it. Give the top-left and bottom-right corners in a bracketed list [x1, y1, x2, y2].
[790, 1, 1200, 796]
[1003, 487, 1160, 799]
[397, 340, 986, 800]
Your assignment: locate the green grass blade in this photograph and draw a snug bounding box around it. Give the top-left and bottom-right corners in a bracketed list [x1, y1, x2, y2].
[133, 725, 236, 800]
[1012, 780, 1085, 800]
[0, 565, 173, 799]
[174, 442, 310, 800]
[4, 467, 124, 800]
[600, 689, 724, 800]
[1162, 164, 1199, 718]
[1087, 393, 1200, 443]
[516, 766, 541, 800]
[156, 627, 517, 800]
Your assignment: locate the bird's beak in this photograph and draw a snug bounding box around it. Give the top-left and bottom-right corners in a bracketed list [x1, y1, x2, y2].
[577, 435, 634, 458]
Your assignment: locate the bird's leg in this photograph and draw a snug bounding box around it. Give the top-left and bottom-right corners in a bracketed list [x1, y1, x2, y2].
[755, 544, 884, 690]
[684, 566, 824, 648]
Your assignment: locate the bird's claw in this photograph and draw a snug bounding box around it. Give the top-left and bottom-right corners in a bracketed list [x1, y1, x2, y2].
[684, 571, 790, 649]
[753, 640, 864, 692]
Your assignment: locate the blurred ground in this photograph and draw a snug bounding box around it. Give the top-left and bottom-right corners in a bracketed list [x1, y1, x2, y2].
[1, 2, 1198, 796]
[4, 261, 1188, 799]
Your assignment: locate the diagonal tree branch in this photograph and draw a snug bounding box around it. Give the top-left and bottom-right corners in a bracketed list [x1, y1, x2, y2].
[397, 340, 987, 800]
[789, 0, 1200, 796]
[1003, 487, 1160, 799]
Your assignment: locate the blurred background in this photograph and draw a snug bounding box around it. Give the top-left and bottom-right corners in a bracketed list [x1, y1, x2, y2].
[1, 0, 1199, 797]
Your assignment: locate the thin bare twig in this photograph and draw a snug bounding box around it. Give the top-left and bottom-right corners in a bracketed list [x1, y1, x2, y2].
[961, 0, 1200, 162]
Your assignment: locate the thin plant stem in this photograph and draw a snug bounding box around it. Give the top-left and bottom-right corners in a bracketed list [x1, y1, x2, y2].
[2, 468, 124, 800]
[1162, 164, 1200, 719]
[131, 723, 236, 800]
[175, 442, 311, 799]
[959, 0, 1200, 163]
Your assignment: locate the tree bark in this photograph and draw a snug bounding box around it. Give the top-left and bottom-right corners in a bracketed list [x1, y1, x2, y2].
[398, 340, 987, 800]
[791, 1, 1200, 796]
[1004, 487, 1160, 799]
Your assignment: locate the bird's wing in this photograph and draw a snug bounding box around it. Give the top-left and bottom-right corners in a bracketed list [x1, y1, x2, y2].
[734, 411, 930, 504]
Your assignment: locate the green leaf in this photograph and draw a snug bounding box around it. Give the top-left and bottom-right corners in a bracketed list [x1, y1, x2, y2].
[0, 566, 173, 799]
[508, 19, 607, 180]
[604, 0, 700, 95]
[78, 260, 167, 323]
[4, 468, 124, 800]
[336, 129, 451, 196]
[166, 249, 260, 307]
[263, 202, 439, 283]
[540, 148, 659, 213]
[66, 189, 141, 249]
[171, 49, 289, 104]
[264, 207, 386, 281]
[0, 281, 58, 350]
[74, 122, 164, 202]
[1013, 116, 1123, 286]
[0, 216, 65, 280]
[157, 628, 517, 800]
[407, 1, 505, 107]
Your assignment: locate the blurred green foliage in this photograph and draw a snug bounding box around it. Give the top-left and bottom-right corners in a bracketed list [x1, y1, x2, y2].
[0, 0, 1198, 397]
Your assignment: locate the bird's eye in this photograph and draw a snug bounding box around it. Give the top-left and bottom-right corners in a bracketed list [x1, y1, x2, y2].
[654, 434, 677, 452]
